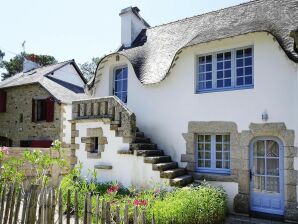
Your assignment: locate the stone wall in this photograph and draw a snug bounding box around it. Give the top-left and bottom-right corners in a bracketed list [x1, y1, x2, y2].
[0, 84, 63, 146]
[2, 147, 76, 186]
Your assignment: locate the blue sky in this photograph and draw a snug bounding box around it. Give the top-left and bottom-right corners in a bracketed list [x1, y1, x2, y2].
[0, 0, 247, 64]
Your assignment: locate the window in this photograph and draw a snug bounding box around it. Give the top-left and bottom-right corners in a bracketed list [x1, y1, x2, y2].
[196, 47, 253, 93]
[36, 99, 47, 121]
[90, 137, 99, 153]
[197, 134, 230, 174]
[114, 67, 128, 103]
[0, 91, 7, 113]
[32, 97, 54, 122]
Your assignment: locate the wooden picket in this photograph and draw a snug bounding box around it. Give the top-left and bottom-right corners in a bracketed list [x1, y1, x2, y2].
[0, 184, 155, 224]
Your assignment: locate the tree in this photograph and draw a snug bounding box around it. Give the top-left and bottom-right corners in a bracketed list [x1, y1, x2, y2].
[0, 52, 57, 81]
[79, 57, 100, 81]
[0, 50, 4, 61]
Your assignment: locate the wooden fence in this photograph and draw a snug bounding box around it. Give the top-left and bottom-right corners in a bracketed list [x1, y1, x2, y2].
[0, 184, 156, 224]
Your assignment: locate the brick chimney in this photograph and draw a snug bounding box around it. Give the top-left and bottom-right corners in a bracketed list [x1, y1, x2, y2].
[119, 6, 150, 48]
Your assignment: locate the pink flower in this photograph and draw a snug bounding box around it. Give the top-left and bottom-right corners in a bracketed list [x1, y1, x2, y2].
[140, 199, 148, 207]
[133, 199, 140, 206]
[0, 147, 9, 155]
[107, 184, 120, 194]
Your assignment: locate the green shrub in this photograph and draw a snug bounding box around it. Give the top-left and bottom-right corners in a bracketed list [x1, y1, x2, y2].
[148, 183, 227, 224]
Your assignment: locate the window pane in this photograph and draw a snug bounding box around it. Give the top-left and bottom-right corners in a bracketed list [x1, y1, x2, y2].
[205, 160, 211, 168]
[198, 144, 204, 151]
[205, 151, 211, 159]
[236, 59, 243, 67]
[245, 67, 252, 75]
[224, 70, 231, 78]
[199, 65, 205, 73]
[199, 57, 205, 63]
[267, 177, 279, 193]
[224, 79, 231, 87]
[225, 52, 231, 59]
[245, 76, 252, 85]
[198, 151, 204, 159]
[216, 135, 222, 142]
[245, 57, 252, 66]
[216, 161, 222, 168]
[237, 68, 244, 77]
[206, 81, 212, 89]
[254, 176, 265, 191]
[254, 141, 265, 156]
[245, 48, 252, 57]
[254, 158, 265, 175]
[205, 143, 211, 151]
[122, 68, 128, 79]
[237, 77, 244, 85]
[236, 48, 253, 87]
[223, 161, 230, 169]
[115, 69, 122, 80]
[198, 160, 204, 167]
[206, 64, 212, 72]
[224, 61, 231, 68]
[267, 159, 279, 176]
[217, 71, 223, 79]
[217, 53, 223, 61]
[217, 80, 223, 88]
[223, 152, 229, 160]
[205, 135, 211, 142]
[216, 152, 222, 160]
[198, 135, 204, 142]
[206, 72, 212, 80]
[236, 50, 243, 58]
[267, 141, 279, 157]
[206, 55, 212, 63]
[217, 62, 223, 70]
[223, 135, 230, 142]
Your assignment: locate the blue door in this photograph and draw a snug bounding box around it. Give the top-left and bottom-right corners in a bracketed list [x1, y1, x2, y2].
[114, 67, 128, 103]
[250, 138, 284, 215]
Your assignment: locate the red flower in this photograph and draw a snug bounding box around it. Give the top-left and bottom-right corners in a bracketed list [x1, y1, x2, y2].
[133, 199, 140, 206]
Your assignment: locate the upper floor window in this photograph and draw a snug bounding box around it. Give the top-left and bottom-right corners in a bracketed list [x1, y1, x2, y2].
[196, 47, 253, 93]
[114, 67, 128, 103]
[197, 134, 230, 174]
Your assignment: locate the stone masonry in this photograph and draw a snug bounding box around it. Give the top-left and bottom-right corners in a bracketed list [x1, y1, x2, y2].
[0, 84, 63, 146]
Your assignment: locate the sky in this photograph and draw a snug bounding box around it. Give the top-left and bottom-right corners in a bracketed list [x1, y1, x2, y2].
[0, 0, 248, 65]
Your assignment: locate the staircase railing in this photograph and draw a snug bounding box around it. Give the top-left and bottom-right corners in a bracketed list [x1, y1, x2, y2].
[72, 96, 136, 140]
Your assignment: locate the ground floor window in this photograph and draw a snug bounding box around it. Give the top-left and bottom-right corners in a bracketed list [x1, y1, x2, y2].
[197, 134, 230, 174]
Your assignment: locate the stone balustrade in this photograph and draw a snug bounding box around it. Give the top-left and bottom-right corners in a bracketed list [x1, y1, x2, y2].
[72, 96, 136, 140]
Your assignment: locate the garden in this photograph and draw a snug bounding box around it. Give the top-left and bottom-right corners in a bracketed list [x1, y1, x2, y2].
[0, 142, 228, 224]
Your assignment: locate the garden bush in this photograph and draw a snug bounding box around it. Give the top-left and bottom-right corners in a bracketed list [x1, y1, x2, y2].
[148, 183, 227, 224]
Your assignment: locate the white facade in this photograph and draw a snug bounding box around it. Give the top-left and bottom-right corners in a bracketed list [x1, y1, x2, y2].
[50, 63, 85, 87]
[86, 32, 298, 206]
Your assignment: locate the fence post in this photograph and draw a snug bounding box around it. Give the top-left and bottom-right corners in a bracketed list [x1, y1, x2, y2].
[58, 189, 63, 224]
[123, 204, 129, 224]
[66, 190, 71, 224]
[95, 195, 99, 224]
[133, 206, 138, 224]
[83, 192, 88, 224]
[20, 189, 28, 224]
[26, 185, 39, 224]
[13, 189, 22, 224]
[101, 199, 105, 224]
[115, 206, 120, 224]
[105, 202, 111, 224]
[4, 185, 13, 224]
[37, 188, 44, 224]
[47, 189, 52, 224]
[87, 193, 92, 224]
[74, 191, 79, 224]
[50, 189, 55, 224]
[8, 185, 17, 224]
[0, 186, 6, 224]
[141, 210, 146, 224]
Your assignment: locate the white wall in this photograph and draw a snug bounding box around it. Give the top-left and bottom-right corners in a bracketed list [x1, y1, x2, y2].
[76, 121, 166, 188]
[62, 104, 72, 144]
[50, 64, 85, 87]
[94, 32, 298, 163]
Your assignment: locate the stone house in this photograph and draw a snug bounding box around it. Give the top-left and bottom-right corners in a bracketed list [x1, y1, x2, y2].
[71, 0, 298, 221]
[0, 59, 87, 148]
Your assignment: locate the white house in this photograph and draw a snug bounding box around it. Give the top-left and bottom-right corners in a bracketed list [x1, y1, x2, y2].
[71, 0, 298, 221]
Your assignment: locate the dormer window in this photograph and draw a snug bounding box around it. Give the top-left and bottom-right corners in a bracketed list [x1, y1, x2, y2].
[196, 46, 253, 93]
[113, 66, 128, 103]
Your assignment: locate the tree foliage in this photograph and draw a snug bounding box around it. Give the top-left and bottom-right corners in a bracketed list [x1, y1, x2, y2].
[79, 57, 100, 81]
[0, 51, 57, 81]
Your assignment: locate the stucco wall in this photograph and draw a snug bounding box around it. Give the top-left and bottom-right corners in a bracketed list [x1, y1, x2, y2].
[93, 32, 298, 163]
[75, 121, 165, 188]
[0, 84, 63, 146]
[49, 64, 85, 87]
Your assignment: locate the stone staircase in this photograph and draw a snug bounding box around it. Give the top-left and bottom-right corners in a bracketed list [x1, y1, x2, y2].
[119, 128, 193, 187]
[72, 96, 193, 187]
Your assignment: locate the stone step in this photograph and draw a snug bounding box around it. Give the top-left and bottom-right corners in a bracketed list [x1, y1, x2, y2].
[144, 156, 172, 164]
[136, 150, 164, 157]
[169, 174, 193, 187]
[152, 162, 178, 171]
[110, 124, 119, 131]
[136, 132, 145, 138]
[133, 137, 151, 144]
[94, 165, 113, 170]
[130, 143, 157, 151]
[160, 168, 187, 179]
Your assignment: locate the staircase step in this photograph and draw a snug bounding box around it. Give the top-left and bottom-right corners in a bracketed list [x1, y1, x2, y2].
[152, 162, 178, 171]
[160, 168, 187, 179]
[130, 143, 157, 151]
[136, 132, 145, 138]
[169, 175, 193, 187]
[136, 150, 164, 157]
[94, 165, 112, 170]
[133, 137, 151, 143]
[144, 156, 172, 164]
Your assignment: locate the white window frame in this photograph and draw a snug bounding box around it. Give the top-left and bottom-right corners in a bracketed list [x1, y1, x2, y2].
[195, 46, 254, 93]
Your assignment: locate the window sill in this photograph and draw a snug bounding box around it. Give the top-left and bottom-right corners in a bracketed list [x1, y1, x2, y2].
[196, 168, 230, 175]
[194, 170, 237, 182]
[196, 85, 254, 94]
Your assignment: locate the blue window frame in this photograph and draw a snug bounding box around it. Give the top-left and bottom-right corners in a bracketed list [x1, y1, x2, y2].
[114, 67, 128, 103]
[196, 46, 253, 93]
[197, 134, 230, 174]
